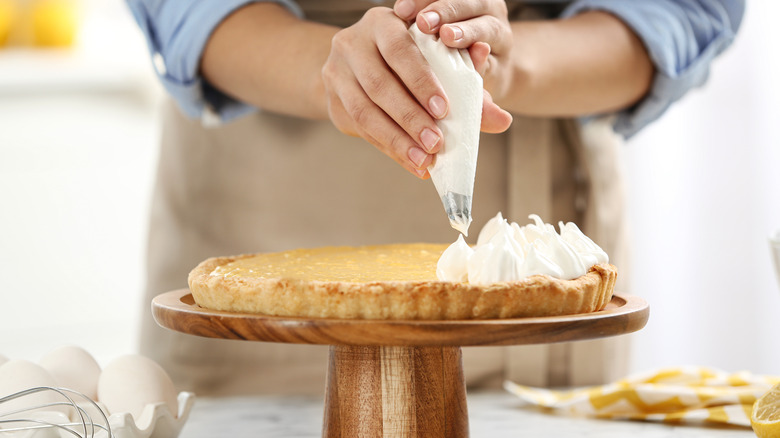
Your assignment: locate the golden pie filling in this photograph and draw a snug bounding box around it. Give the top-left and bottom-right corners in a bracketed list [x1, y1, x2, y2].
[211, 244, 447, 283]
[189, 243, 617, 320]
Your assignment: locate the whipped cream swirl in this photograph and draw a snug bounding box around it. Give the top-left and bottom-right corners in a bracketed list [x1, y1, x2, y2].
[436, 234, 473, 282]
[437, 212, 609, 284]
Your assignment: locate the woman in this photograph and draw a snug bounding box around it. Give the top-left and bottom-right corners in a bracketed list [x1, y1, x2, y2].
[126, 0, 743, 396]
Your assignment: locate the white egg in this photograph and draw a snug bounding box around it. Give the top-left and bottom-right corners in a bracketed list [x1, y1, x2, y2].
[0, 360, 68, 419]
[39, 345, 101, 400]
[97, 355, 178, 422]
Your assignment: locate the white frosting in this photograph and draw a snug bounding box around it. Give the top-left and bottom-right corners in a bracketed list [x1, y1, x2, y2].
[510, 222, 530, 248]
[437, 213, 610, 284]
[558, 221, 609, 264]
[518, 243, 564, 279]
[476, 212, 504, 246]
[409, 24, 482, 236]
[523, 214, 556, 242]
[538, 230, 587, 280]
[467, 221, 524, 284]
[436, 234, 474, 281]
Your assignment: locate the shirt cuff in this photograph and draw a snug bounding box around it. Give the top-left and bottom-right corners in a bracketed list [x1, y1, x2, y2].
[561, 0, 738, 138]
[133, 0, 303, 125]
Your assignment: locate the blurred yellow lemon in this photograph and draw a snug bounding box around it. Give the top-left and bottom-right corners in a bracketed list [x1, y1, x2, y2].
[32, 0, 77, 47]
[0, 0, 16, 47]
[752, 382, 780, 438]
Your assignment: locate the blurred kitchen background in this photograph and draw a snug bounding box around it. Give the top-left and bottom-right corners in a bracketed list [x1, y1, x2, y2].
[1, 0, 778, 377]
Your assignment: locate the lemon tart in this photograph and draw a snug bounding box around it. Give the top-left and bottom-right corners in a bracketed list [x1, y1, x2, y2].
[188, 243, 616, 320]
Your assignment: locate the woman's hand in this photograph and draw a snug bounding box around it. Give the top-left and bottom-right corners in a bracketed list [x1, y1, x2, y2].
[323, 7, 448, 178]
[322, 6, 512, 179]
[393, 0, 515, 104]
[392, 0, 654, 117]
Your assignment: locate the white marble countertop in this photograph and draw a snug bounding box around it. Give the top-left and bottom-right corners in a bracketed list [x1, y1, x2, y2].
[178, 390, 756, 438]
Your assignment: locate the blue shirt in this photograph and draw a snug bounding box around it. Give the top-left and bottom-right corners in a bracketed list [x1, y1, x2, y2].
[125, 0, 744, 138]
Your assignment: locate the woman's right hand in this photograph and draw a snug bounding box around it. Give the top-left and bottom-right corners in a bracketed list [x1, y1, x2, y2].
[323, 7, 447, 178]
[322, 7, 511, 179]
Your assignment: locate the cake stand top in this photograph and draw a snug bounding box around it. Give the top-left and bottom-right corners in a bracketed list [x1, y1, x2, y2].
[153, 290, 648, 347]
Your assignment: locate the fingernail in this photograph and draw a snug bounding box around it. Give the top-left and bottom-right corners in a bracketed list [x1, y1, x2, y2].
[394, 0, 414, 20]
[429, 95, 448, 119]
[421, 11, 440, 30]
[450, 25, 463, 41]
[415, 168, 427, 178]
[420, 128, 440, 152]
[408, 147, 428, 167]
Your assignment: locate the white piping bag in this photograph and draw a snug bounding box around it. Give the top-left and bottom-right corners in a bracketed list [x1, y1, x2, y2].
[409, 24, 483, 236]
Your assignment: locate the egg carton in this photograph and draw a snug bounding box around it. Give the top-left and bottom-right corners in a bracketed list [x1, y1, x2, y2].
[0, 390, 194, 438]
[0, 348, 195, 438]
[106, 391, 195, 438]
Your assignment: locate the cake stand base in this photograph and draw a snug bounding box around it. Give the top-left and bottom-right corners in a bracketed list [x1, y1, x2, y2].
[324, 345, 467, 437]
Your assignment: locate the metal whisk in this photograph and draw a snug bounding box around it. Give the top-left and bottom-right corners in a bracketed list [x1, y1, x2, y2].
[0, 386, 113, 437]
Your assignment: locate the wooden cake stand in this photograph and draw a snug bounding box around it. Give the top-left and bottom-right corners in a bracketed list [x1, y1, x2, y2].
[153, 290, 649, 438]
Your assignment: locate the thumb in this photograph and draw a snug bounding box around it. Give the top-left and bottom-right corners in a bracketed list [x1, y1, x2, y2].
[481, 89, 512, 133]
[468, 42, 491, 76]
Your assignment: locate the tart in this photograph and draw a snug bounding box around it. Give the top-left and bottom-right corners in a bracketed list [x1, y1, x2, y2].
[188, 243, 617, 320]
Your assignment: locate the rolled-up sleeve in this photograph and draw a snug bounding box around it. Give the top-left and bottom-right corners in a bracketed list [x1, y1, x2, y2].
[562, 0, 745, 138]
[125, 0, 302, 123]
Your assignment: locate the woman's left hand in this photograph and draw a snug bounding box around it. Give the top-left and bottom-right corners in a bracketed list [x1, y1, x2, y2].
[393, 0, 515, 103]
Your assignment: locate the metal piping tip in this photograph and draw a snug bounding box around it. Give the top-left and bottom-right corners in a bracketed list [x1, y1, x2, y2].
[441, 192, 472, 236]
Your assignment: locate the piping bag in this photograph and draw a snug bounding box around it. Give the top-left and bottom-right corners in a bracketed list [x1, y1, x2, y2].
[409, 24, 483, 236]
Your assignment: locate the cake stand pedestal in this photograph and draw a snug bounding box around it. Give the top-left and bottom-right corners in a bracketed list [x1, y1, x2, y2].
[153, 290, 648, 438]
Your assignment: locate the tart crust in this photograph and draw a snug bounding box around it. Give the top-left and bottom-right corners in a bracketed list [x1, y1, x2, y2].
[188, 245, 616, 320]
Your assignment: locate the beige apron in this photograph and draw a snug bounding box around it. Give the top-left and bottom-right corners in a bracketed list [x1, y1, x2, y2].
[139, 1, 631, 396]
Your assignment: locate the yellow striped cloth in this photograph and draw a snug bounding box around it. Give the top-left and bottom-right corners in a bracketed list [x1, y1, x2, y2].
[505, 367, 780, 427]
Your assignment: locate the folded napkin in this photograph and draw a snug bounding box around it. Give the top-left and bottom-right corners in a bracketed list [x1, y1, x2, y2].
[505, 366, 780, 427]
